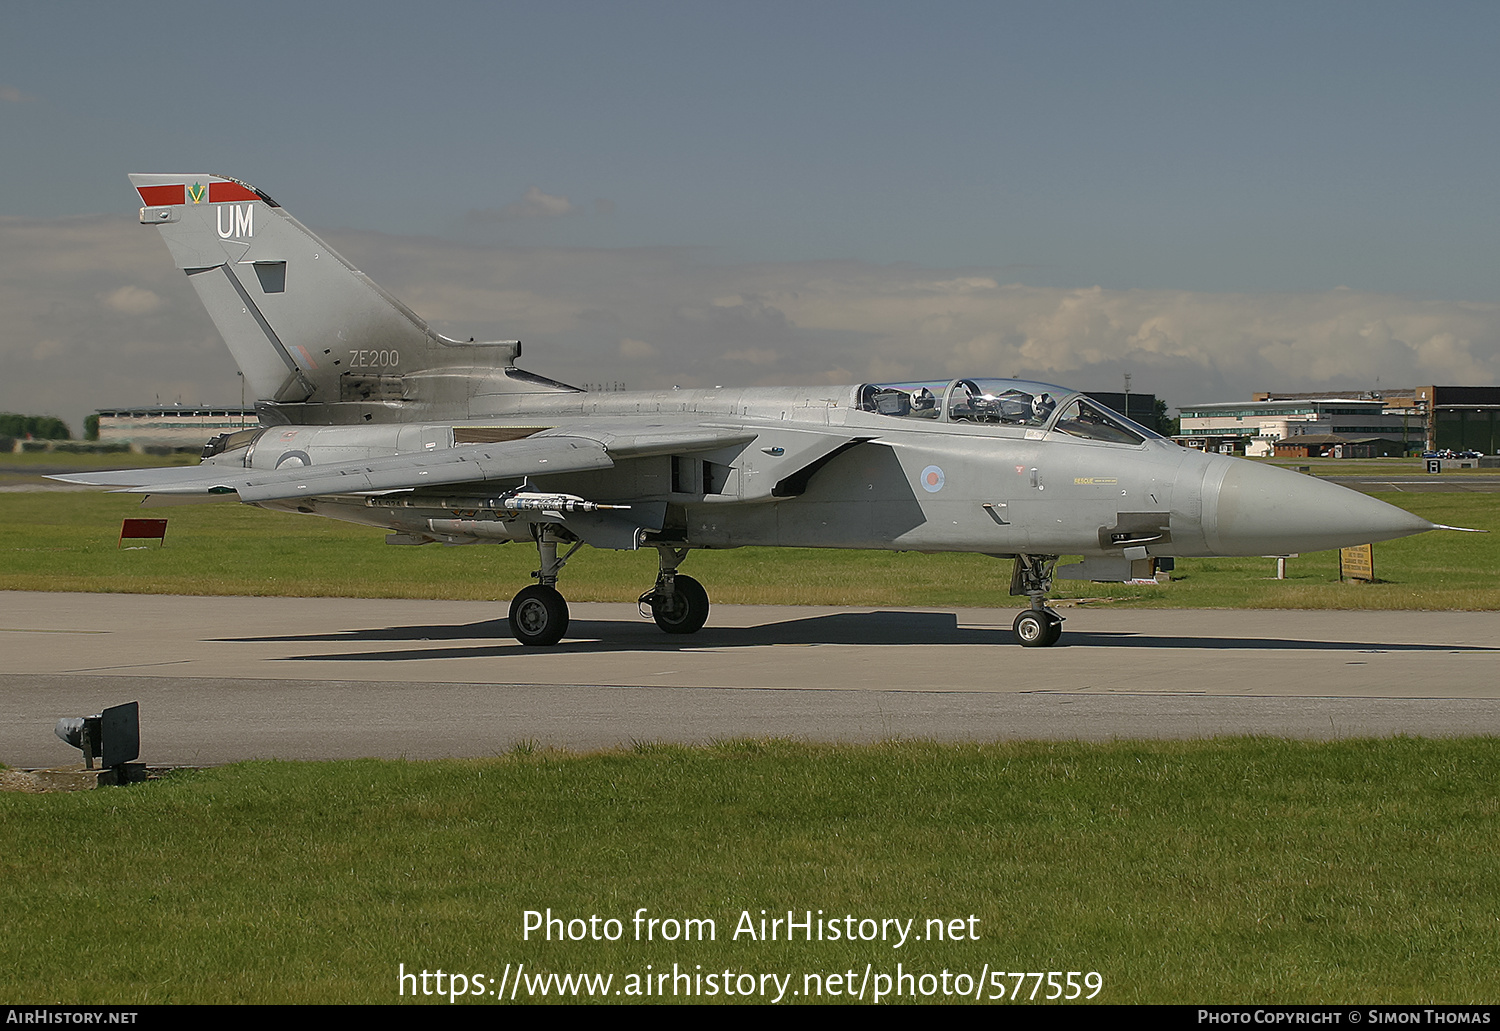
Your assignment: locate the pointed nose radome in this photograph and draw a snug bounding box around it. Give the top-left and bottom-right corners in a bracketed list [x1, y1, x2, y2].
[1203, 459, 1436, 556]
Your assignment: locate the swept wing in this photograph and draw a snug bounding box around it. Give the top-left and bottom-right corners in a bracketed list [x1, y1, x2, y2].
[54, 425, 760, 503]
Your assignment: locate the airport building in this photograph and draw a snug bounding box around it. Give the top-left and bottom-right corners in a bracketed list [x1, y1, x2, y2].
[1418, 385, 1500, 455]
[1175, 395, 1424, 456]
[1176, 386, 1500, 456]
[95, 406, 256, 449]
[1268, 434, 1409, 459]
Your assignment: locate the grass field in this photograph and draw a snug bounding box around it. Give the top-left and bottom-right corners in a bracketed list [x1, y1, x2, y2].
[0, 450, 198, 473]
[3, 739, 1498, 1005]
[1, 486, 1496, 610]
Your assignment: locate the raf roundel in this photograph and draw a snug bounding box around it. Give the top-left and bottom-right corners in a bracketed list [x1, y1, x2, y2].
[920, 465, 945, 493]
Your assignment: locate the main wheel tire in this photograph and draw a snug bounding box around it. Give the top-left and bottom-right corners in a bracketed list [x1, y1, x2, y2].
[1014, 609, 1053, 648]
[509, 585, 569, 647]
[650, 574, 710, 635]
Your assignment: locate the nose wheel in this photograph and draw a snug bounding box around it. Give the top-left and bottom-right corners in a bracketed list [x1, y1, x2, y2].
[1011, 554, 1063, 646]
[1013, 608, 1063, 647]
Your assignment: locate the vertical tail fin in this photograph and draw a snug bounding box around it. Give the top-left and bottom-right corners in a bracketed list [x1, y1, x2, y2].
[130, 174, 543, 421]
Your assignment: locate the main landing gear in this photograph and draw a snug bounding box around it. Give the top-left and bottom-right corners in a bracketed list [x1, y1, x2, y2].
[638, 546, 710, 635]
[1011, 554, 1063, 647]
[509, 584, 569, 647]
[506, 532, 712, 646]
[508, 529, 581, 647]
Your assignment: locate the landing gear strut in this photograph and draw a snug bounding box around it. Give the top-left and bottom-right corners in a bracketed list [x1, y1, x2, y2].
[639, 546, 710, 635]
[1011, 554, 1063, 647]
[508, 528, 582, 646]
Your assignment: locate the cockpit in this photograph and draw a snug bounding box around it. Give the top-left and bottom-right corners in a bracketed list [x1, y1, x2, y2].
[855, 378, 1161, 445]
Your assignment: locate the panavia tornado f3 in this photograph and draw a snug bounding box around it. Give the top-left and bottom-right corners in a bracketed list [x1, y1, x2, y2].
[58, 174, 1441, 647]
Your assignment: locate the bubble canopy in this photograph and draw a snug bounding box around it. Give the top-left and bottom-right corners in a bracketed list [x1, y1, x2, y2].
[855, 378, 1162, 445]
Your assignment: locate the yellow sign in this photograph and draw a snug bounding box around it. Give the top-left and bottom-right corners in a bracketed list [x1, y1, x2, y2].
[1340, 543, 1374, 582]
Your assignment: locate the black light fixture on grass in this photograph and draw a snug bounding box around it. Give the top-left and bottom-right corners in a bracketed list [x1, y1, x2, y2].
[54, 701, 145, 784]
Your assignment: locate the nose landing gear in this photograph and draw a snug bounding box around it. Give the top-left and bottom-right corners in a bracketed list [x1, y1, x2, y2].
[1013, 606, 1063, 647]
[1011, 554, 1063, 647]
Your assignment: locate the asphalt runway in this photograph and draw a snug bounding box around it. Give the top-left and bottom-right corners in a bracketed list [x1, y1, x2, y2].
[5, 591, 1500, 767]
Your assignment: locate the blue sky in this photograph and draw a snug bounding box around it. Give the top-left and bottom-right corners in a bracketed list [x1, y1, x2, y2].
[4, 1, 1500, 425]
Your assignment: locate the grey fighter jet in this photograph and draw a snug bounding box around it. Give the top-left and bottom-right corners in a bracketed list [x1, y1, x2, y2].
[59, 174, 1440, 647]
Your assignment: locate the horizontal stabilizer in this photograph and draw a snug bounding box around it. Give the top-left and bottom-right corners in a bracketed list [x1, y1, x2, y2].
[50, 465, 239, 488]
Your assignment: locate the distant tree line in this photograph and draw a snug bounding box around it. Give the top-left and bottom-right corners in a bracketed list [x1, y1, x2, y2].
[0, 413, 72, 440]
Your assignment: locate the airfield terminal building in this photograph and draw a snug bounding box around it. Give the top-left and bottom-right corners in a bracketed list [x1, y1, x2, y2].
[1172, 386, 1500, 456]
[1175, 395, 1422, 456]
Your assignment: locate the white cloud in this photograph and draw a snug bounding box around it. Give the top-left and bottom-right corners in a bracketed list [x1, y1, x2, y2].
[466, 187, 575, 224]
[4, 215, 1499, 433]
[98, 285, 162, 315]
[721, 347, 780, 365]
[619, 338, 659, 359]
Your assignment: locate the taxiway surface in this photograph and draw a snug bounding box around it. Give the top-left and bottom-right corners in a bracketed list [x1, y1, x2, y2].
[3, 591, 1498, 766]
